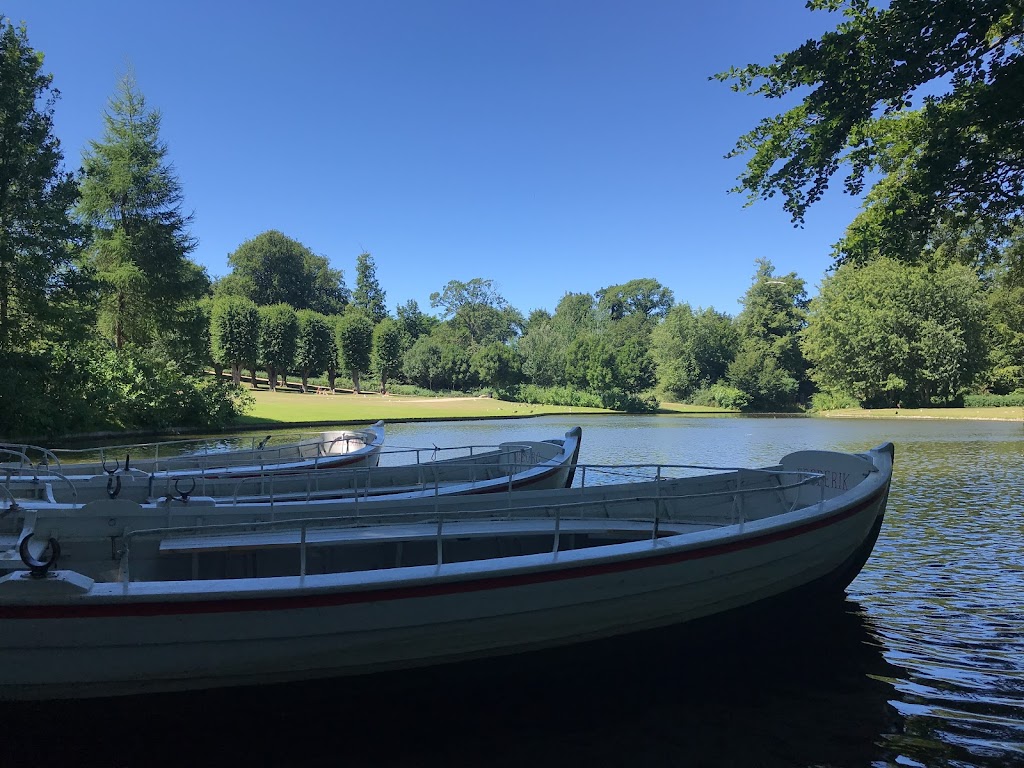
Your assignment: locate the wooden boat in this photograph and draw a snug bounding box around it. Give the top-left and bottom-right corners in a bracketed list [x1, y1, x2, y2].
[0, 442, 893, 700]
[0, 421, 386, 483]
[0, 427, 582, 506]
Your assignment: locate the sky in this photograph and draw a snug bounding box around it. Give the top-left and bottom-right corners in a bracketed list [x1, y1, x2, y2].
[8, 1, 867, 318]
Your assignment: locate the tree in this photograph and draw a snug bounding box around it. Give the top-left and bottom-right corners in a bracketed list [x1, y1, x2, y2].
[403, 335, 443, 390]
[595, 278, 675, 323]
[295, 310, 334, 392]
[718, 1, 1024, 264]
[372, 318, 405, 394]
[210, 295, 259, 385]
[223, 230, 348, 313]
[518, 320, 566, 386]
[353, 252, 387, 324]
[728, 260, 808, 409]
[336, 310, 373, 393]
[471, 342, 523, 393]
[78, 71, 207, 349]
[652, 304, 738, 401]
[802, 258, 989, 406]
[429, 278, 524, 344]
[396, 298, 436, 341]
[0, 17, 88, 353]
[258, 303, 298, 390]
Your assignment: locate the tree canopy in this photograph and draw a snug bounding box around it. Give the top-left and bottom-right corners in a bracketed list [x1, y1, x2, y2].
[0, 17, 87, 353]
[718, 1, 1024, 264]
[223, 230, 348, 313]
[353, 251, 387, 324]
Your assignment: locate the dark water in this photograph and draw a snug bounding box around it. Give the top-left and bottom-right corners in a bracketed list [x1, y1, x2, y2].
[13, 415, 1024, 767]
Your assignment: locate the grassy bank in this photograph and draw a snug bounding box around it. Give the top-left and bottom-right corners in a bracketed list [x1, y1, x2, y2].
[816, 406, 1024, 421]
[236, 388, 609, 426]
[235, 389, 1022, 429]
[237, 390, 739, 427]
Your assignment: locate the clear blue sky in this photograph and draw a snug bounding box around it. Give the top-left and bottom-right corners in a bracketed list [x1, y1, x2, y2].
[9, 1, 864, 317]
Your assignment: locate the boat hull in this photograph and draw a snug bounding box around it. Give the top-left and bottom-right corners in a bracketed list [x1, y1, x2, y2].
[0, 448, 890, 700]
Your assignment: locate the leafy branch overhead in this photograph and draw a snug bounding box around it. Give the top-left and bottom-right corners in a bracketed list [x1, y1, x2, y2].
[716, 0, 1024, 263]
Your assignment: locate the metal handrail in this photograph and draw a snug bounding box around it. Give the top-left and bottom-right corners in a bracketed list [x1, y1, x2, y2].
[117, 470, 826, 583]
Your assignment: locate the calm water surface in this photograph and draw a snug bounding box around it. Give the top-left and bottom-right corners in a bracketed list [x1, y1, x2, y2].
[15, 415, 1024, 767]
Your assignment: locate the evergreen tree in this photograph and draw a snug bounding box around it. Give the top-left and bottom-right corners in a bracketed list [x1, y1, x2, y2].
[353, 252, 387, 324]
[78, 71, 207, 349]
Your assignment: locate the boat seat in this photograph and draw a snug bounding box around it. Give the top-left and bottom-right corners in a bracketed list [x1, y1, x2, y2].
[157, 519, 713, 555]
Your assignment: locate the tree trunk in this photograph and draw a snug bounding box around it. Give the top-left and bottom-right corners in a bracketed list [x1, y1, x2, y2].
[249, 366, 258, 388]
[328, 368, 336, 391]
[301, 371, 309, 393]
[268, 366, 277, 390]
[352, 371, 361, 394]
[230, 363, 240, 385]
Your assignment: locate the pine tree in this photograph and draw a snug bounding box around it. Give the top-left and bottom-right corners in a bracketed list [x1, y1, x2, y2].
[353, 252, 387, 324]
[78, 71, 207, 350]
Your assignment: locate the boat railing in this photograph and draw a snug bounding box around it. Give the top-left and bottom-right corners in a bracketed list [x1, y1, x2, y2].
[376, 441, 537, 466]
[46, 431, 374, 474]
[0, 465, 80, 506]
[0, 444, 63, 474]
[117, 467, 825, 582]
[146, 444, 542, 504]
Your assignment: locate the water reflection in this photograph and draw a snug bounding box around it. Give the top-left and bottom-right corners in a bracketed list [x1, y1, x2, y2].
[11, 601, 901, 768]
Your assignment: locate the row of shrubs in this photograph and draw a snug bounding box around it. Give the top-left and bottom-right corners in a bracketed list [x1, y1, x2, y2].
[963, 391, 1024, 408]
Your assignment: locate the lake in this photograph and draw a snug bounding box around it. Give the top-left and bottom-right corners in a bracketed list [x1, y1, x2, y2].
[11, 415, 1024, 767]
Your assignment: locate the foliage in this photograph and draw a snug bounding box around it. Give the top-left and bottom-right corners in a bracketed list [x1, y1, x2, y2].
[429, 278, 523, 344]
[728, 260, 808, 408]
[516, 384, 605, 409]
[396, 299, 436, 341]
[336, 310, 374, 393]
[402, 334, 444, 390]
[222, 230, 348, 314]
[717, 1, 1024, 264]
[470, 342, 523, 393]
[78, 71, 208, 349]
[210, 295, 259, 382]
[0, 17, 89, 354]
[294, 310, 335, 390]
[353, 252, 388, 324]
[964, 391, 1024, 407]
[595, 278, 674, 323]
[802, 258, 989, 406]
[985, 268, 1024, 392]
[371, 317, 404, 394]
[691, 384, 751, 411]
[258, 303, 298, 388]
[651, 303, 738, 401]
[808, 390, 861, 412]
[518, 320, 566, 386]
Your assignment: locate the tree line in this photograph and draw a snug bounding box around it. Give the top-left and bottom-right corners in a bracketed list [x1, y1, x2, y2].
[3, 6, 1023, 440]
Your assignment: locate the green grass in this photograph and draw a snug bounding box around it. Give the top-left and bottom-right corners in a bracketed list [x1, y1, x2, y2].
[816, 405, 1024, 421]
[236, 388, 612, 426]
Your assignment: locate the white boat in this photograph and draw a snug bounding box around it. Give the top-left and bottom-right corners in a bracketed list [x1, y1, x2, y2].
[0, 442, 894, 700]
[0, 422, 386, 489]
[0, 427, 582, 506]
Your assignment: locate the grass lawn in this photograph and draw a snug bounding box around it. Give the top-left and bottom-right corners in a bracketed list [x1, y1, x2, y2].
[237, 389, 609, 426]
[817, 406, 1024, 421]
[237, 390, 738, 427]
